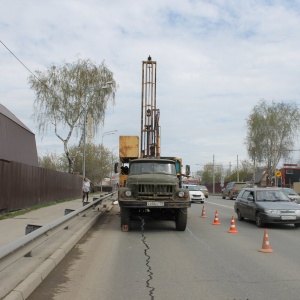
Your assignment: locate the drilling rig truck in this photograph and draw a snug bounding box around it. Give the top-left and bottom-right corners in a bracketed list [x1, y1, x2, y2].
[115, 56, 190, 232]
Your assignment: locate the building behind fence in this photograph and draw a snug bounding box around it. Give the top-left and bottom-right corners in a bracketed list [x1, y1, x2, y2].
[0, 104, 82, 213]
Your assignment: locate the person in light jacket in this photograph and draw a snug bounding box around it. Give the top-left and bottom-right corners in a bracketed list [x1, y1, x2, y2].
[82, 177, 90, 202]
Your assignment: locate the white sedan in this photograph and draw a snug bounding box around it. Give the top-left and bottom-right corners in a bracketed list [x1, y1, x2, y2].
[186, 185, 205, 203]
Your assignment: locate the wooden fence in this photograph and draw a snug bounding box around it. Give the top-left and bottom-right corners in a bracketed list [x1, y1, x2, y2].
[0, 159, 82, 214]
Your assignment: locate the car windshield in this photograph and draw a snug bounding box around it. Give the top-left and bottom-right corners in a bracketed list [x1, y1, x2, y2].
[283, 188, 298, 196]
[187, 186, 201, 191]
[256, 190, 291, 202]
[199, 186, 207, 190]
[234, 183, 247, 188]
[129, 162, 176, 175]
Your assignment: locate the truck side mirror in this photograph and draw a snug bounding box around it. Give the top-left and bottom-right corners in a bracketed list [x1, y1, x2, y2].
[186, 165, 190, 176]
[114, 162, 119, 173]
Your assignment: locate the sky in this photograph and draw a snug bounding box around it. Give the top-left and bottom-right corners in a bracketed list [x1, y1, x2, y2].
[1, 0, 300, 175]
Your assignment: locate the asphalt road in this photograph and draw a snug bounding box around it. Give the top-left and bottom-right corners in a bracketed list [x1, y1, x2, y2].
[28, 196, 300, 300]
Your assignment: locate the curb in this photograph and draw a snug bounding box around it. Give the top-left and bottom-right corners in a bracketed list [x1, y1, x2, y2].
[4, 208, 106, 300]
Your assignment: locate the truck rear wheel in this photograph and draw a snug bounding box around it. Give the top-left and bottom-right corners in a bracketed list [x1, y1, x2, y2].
[121, 207, 131, 232]
[175, 208, 187, 231]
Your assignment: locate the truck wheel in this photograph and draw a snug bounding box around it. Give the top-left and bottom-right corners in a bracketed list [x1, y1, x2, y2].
[121, 207, 131, 232]
[175, 208, 187, 231]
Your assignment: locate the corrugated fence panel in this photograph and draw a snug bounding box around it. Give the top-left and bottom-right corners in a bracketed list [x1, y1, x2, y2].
[0, 160, 82, 213]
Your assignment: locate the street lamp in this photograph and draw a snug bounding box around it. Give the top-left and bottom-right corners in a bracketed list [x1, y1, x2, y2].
[82, 83, 113, 180]
[102, 130, 118, 146]
[110, 146, 119, 189]
[100, 130, 118, 191]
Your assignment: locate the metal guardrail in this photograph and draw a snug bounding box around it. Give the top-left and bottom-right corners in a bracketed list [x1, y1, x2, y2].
[0, 192, 116, 272]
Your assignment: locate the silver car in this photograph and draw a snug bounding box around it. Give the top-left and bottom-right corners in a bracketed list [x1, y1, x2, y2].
[234, 187, 300, 227]
[282, 188, 300, 204]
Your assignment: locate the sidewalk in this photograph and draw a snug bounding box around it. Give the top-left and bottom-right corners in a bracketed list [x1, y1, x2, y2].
[0, 193, 105, 248]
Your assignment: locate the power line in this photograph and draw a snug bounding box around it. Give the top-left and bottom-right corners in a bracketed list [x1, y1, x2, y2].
[0, 40, 43, 85]
[0, 40, 67, 106]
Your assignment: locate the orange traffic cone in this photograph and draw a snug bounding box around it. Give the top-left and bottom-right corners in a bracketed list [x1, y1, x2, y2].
[258, 229, 273, 253]
[228, 216, 238, 233]
[212, 210, 221, 225]
[201, 206, 207, 218]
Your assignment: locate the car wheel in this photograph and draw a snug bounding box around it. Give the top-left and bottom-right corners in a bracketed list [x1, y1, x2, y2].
[229, 192, 234, 200]
[205, 195, 208, 198]
[294, 223, 300, 228]
[237, 209, 244, 221]
[255, 212, 264, 228]
[222, 194, 225, 199]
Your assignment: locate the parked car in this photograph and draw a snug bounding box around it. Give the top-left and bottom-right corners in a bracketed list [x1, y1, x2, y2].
[185, 185, 205, 203]
[198, 185, 209, 198]
[282, 188, 300, 204]
[222, 182, 247, 200]
[234, 187, 300, 227]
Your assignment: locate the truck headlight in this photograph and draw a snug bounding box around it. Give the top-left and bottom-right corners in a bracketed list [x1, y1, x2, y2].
[125, 190, 132, 197]
[178, 191, 184, 198]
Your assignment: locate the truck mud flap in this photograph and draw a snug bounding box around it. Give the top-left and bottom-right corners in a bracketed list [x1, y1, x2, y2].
[122, 224, 129, 232]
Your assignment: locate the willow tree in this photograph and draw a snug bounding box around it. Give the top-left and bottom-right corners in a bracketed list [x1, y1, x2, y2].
[246, 100, 300, 181]
[29, 58, 117, 173]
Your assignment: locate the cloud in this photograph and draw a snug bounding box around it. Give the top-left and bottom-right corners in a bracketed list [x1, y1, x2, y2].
[1, 0, 300, 173]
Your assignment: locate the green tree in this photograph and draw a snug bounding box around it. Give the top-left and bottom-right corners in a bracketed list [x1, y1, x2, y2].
[246, 100, 300, 180]
[29, 58, 117, 173]
[200, 163, 224, 184]
[38, 153, 65, 171]
[226, 160, 254, 182]
[63, 143, 117, 186]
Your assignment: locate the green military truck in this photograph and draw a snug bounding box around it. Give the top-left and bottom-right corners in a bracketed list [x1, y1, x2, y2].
[118, 157, 190, 231]
[115, 56, 190, 231]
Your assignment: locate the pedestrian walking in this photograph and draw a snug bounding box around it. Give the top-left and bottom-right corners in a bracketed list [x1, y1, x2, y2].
[82, 177, 90, 202]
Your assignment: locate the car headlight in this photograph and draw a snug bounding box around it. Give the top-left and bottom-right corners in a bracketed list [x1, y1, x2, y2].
[265, 209, 279, 214]
[125, 190, 132, 197]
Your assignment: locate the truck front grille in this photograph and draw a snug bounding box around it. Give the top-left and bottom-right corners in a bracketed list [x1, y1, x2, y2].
[138, 184, 173, 199]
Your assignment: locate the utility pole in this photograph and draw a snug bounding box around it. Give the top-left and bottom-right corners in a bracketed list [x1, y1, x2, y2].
[213, 154, 215, 194]
[237, 155, 239, 181]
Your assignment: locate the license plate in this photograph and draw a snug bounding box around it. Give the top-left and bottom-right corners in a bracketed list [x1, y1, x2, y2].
[281, 215, 296, 220]
[147, 202, 164, 206]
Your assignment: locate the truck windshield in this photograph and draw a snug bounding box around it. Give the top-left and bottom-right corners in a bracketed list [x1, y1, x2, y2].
[130, 162, 176, 175]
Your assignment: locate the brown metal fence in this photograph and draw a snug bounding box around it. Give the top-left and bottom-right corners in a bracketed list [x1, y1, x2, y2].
[0, 160, 82, 213]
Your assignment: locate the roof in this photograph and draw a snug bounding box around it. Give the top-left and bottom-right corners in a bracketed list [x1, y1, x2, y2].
[253, 169, 268, 183]
[0, 103, 33, 133]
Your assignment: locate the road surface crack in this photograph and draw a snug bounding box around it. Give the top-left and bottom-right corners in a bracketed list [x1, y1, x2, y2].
[140, 217, 155, 300]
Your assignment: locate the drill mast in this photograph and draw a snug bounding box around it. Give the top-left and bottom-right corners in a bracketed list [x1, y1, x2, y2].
[140, 55, 160, 158]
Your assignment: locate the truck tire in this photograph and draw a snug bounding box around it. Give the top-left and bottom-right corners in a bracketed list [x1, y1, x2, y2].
[175, 208, 187, 231]
[121, 207, 131, 231]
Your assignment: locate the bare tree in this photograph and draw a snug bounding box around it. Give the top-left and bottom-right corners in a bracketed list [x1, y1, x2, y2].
[29, 58, 117, 173]
[246, 100, 300, 181]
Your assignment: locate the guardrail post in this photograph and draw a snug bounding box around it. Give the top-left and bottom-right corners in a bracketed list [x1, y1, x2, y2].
[25, 224, 42, 235]
[64, 209, 75, 215]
